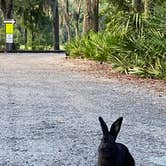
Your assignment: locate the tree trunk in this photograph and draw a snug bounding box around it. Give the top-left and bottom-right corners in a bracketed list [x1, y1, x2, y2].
[92, 0, 99, 32]
[83, 0, 99, 34]
[74, 0, 82, 38]
[132, 0, 144, 13]
[75, 13, 79, 37]
[64, 0, 71, 41]
[144, 0, 154, 16]
[24, 28, 28, 50]
[0, 0, 13, 19]
[51, 0, 59, 50]
[27, 28, 32, 50]
[83, 0, 92, 34]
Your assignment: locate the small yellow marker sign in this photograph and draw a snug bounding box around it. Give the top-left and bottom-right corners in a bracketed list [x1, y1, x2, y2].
[4, 19, 16, 48]
[6, 24, 14, 34]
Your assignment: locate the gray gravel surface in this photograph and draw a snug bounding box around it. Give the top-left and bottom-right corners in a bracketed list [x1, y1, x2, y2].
[0, 53, 165, 166]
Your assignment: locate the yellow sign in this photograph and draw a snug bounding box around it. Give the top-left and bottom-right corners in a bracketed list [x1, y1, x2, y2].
[6, 24, 13, 34]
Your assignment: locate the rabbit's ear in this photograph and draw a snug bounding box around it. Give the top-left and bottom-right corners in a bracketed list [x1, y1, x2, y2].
[99, 117, 109, 136]
[110, 117, 123, 141]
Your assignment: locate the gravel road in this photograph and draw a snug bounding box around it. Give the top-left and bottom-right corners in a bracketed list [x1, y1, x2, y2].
[0, 53, 165, 166]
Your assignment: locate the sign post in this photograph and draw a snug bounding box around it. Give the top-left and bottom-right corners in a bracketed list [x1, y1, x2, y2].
[4, 19, 16, 52]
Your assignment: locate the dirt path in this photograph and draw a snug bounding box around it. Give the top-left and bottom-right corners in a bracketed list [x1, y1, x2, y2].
[0, 53, 165, 166]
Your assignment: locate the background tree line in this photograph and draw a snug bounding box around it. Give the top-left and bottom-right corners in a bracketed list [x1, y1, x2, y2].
[0, 0, 165, 79]
[0, 0, 99, 50]
[0, 0, 59, 50]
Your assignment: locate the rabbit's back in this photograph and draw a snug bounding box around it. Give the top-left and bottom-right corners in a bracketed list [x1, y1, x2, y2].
[116, 143, 135, 166]
[98, 143, 135, 166]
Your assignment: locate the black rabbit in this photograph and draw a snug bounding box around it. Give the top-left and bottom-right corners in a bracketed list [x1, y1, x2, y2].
[98, 117, 135, 166]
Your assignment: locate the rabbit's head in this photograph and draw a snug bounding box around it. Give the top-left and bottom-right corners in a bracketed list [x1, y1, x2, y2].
[98, 117, 123, 159]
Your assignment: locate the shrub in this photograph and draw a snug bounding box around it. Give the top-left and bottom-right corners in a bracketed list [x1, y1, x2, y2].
[65, 4, 166, 80]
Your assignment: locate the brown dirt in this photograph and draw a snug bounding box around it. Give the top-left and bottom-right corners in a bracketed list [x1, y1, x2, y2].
[61, 57, 166, 96]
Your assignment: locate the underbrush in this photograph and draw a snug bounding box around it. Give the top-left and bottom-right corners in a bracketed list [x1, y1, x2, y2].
[65, 5, 166, 80]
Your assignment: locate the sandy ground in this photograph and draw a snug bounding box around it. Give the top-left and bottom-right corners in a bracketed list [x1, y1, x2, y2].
[0, 53, 165, 166]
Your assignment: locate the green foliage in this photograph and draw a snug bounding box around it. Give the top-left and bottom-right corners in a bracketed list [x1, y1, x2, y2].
[116, 4, 166, 79]
[13, 0, 54, 50]
[65, 3, 166, 80]
[113, 30, 166, 79]
[65, 31, 122, 63]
